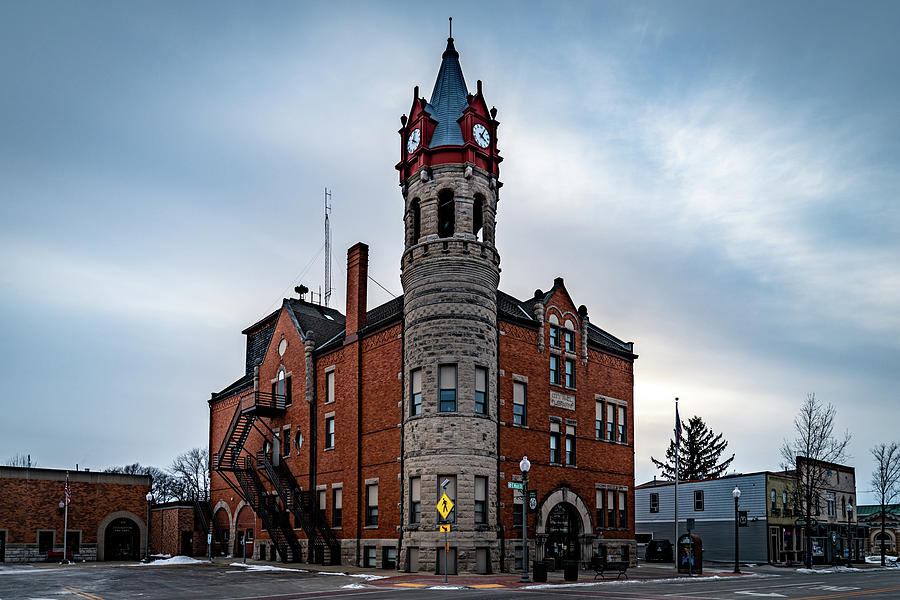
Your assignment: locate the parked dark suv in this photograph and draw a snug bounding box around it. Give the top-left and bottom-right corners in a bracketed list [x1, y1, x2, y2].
[645, 539, 673, 562]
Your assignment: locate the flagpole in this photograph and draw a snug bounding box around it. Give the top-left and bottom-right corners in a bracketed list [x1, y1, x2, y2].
[674, 398, 679, 574]
[63, 471, 69, 564]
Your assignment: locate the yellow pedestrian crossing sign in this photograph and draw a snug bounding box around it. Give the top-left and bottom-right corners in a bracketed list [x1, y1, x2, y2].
[437, 493, 454, 520]
[440, 524, 450, 533]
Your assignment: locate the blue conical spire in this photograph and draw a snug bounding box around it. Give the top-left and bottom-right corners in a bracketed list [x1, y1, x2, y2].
[427, 37, 468, 147]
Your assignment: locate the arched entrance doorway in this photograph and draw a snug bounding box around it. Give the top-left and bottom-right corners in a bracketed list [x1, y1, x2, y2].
[213, 507, 230, 556]
[104, 517, 140, 560]
[235, 505, 255, 558]
[544, 503, 582, 563]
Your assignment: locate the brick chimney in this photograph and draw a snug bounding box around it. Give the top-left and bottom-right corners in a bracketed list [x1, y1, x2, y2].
[344, 242, 369, 343]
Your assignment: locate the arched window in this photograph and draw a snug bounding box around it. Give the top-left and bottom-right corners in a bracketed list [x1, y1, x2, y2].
[277, 369, 285, 398]
[411, 198, 421, 244]
[437, 189, 455, 238]
[473, 194, 484, 241]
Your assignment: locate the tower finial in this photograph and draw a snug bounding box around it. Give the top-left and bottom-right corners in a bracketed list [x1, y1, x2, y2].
[449, 17, 452, 40]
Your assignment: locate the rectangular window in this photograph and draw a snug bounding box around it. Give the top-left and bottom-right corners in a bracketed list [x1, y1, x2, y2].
[827, 492, 836, 517]
[474, 367, 487, 415]
[475, 476, 487, 524]
[596, 488, 605, 527]
[607, 489, 616, 528]
[514, 545, 523, 570]
[771, 489, 777, 510]
[317, 489, 327, 523]
[325, 370, 335, 404]
[564, 358, 576, 388]
[549, 325, 560, 348]
[549, 421, 561, 463]
[332, 487, 342, 528]
[617, 405, 626, 443]
[382, 546, 397, 569]
[565, 424, 576, 466]
[606, 403, 615, 441]
[513, 381, 527, 426]
[650, 493, 659, 513]
[439, 364, 457, 412]
[410, 368, 422, 416]
[410, 477, 421, 524]
[694, 490, 704, 511]
[364, 546, 376, 568]
[325, 416, 335, 449]
[549, 355, 560, 385]
[366, 483, 378, 526]
[38, 531, 54, 553]
[437, 475, 457, 523]
[285, 374, 292, 406]
[66, 531, 80, 554]
[595, 400, 603, 440]
[619, 491, 627, 528]
[283, 426, 291, 457]
[564, 329, 575, 352]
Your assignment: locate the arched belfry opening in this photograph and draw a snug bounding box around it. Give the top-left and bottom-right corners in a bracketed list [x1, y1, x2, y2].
[473, 193, 484, 241]
[411, 198, 421, 244]
[437, 189, 455, 238]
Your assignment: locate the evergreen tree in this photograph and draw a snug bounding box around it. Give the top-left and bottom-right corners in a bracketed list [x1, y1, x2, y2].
[651, 415, 735, 480]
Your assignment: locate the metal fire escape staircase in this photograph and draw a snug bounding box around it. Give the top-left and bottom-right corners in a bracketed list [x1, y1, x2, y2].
[212, 388, 340, 564]
[257, 451, 341, 565]
[213, 390, 301, 562]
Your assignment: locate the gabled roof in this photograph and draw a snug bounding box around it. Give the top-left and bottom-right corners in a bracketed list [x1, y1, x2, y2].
[427, 37, 468, 147]
[285, 299, 346, 346]
[497, 286, 636, 359]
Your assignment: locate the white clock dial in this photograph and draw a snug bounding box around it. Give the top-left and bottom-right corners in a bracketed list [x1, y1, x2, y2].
[472, 123, 490, 148]
[406, 128, 421, 153]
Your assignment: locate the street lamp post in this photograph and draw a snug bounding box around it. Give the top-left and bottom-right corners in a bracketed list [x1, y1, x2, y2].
[732, 486, 741, 574]
[520, 456, 531, 583]
[847, 503, 854, 562]
[143, 491, 153, 562]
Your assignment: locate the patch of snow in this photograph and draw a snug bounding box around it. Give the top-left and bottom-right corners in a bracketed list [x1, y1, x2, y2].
[313, 571, 385, 580]
[137, 555, 207, 566]
[342, 583, 375, 589]
[227, 562, 301, 573]
[865, 555, 898, 564]
[150, 553, 171, 559]
[0, 568, 65, 575]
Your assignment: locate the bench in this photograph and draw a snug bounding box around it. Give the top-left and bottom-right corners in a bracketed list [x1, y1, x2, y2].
[592, 557, 629, 580]
[47, 551, 73, 562]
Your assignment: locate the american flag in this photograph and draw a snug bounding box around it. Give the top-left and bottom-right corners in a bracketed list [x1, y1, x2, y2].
[65, 472, 70, 505]
[675, 403, 682, 445]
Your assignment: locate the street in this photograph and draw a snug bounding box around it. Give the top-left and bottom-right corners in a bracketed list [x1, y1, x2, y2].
[1, 561, 898, 600]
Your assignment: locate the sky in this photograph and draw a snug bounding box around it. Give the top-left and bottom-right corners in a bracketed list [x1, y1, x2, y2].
[1, 1, 898, 504]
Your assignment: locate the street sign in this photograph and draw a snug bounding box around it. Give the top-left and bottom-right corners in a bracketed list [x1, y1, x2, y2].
[686, 518, 695, 531]
[739, 511, 749, 527]
[507, 481, 524, 490]
[795, 518, 807, 527]
[207, 533, 212, 544]
[437, 493, 454, 520]
[440, 524, 450, 533]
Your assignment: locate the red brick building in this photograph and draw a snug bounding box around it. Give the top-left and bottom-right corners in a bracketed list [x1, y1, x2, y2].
[208, 37, 637, 573]
[149, 502, 207, 558]
[0, 466, 151, 562]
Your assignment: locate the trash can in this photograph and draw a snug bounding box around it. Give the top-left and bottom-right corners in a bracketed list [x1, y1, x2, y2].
[532, 559, 548, 582]
[677, 534, 702, 574]
[563, 559, 579, 581]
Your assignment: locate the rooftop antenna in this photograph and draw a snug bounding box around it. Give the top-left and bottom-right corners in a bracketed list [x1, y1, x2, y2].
[449, 16, 452, 39]
[324, 187, 332, 307]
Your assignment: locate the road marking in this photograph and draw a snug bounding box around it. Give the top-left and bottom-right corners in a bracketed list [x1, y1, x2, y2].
[793, 586, 900, 600]
[735, 593, 786, 598]
[394, 583, 427, 587]
[470, 584, 505, 588]
[62, 588, 105, 600]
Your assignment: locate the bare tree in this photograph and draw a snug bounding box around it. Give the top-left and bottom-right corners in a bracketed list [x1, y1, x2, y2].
[870, 442, 900, 566]
[4, 453, 36, 467]
[169, 447, 210, 501]
[103, 463, 179, 503]
[780, 393, 851, 568]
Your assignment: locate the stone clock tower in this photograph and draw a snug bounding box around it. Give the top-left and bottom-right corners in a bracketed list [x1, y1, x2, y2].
[396, 36, 503, 573]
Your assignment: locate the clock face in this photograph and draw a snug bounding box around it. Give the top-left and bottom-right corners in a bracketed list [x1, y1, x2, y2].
[406, 128, 421, 153]
[472, 123, 490, 148]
